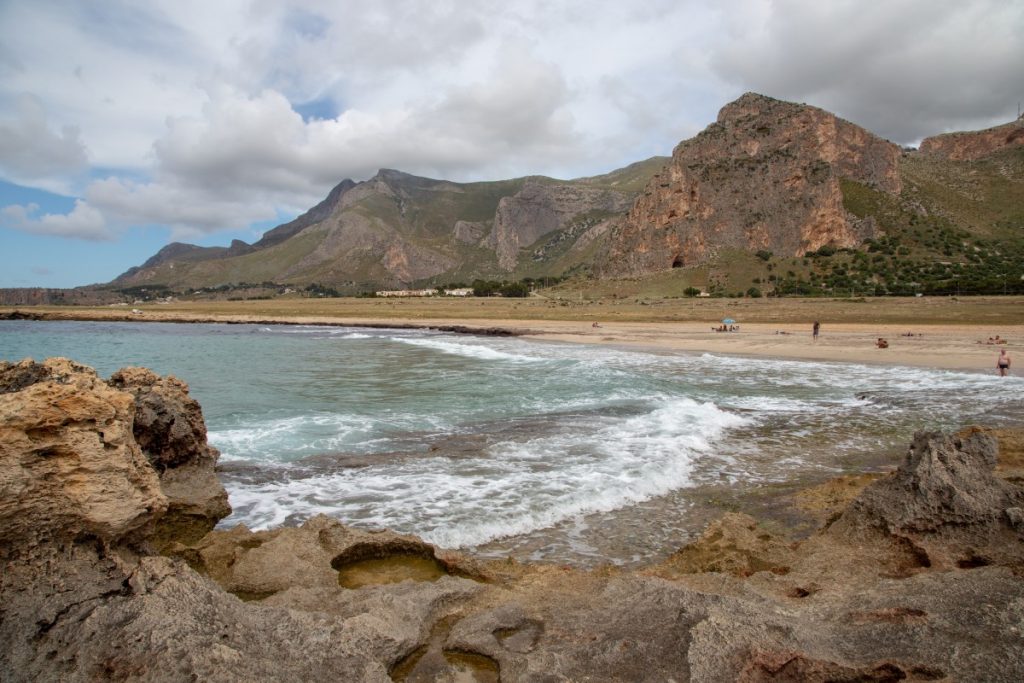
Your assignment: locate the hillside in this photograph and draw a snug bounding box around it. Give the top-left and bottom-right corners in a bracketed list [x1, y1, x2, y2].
[102, 93, 1024, 299]
[110, 158, 667, 294]
[596, 95, 1024, 298]
[601, 93, 902, 276]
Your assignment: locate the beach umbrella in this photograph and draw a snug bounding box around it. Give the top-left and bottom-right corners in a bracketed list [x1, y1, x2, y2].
[722, 318, 736, 324]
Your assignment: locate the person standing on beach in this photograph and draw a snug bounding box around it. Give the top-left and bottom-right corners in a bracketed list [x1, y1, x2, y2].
[812, 321, 820, 341]
[997, 349, 1012, 377]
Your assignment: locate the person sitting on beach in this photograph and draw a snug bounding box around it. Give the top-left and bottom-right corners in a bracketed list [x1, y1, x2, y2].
[876, 338, 889, 349]
[997, 349, 1012, 377]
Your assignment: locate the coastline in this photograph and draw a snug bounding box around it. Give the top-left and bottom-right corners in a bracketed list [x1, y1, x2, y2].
[3, 357, 1023, 680]
[4, 305, 1020, 373]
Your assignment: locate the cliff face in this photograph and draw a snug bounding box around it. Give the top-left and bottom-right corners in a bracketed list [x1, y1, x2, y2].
[487, 179, 634, 270]
[603, 93, 902, 275]
[919, 118, 1024, 161]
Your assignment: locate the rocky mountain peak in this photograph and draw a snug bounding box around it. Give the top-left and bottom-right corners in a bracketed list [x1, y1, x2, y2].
[602, 93, 902, 276]
[253, 178, 356, 249]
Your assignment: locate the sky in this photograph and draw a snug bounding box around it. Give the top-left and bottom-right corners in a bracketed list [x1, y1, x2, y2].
[1, 1, 1021, 288]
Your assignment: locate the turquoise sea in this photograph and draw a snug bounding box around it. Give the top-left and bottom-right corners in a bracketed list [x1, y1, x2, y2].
[3, 319, 1022, 566]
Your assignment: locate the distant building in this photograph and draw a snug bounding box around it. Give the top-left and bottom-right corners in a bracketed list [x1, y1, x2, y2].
[374, 287, 475, 297]
[375, 289, 437, 297]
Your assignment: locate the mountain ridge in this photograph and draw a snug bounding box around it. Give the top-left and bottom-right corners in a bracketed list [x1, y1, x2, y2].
[108, 92, 1022, 296]
[112, 157, 669, 292]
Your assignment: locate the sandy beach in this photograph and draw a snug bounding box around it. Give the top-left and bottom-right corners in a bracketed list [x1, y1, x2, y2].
[521, 320, 1021, 372]
[5, 301, 1020, 373]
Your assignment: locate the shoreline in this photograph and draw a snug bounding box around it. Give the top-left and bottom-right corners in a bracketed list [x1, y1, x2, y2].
[4, 305, 1020, 373]
[4, 357, 1024, 680]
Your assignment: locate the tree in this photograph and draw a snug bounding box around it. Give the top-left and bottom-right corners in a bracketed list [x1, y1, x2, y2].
[499, 282, 530, 298]
[683, 286, 701, 297]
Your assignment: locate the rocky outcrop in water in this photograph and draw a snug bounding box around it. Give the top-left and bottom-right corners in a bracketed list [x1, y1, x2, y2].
[1, 359, 1022, 681]
[603, 92, 902, 275]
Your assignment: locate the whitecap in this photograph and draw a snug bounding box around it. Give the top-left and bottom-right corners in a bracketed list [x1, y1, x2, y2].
[392, 336, 540, 362]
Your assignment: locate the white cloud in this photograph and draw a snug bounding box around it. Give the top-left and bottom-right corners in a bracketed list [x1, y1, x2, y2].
[709, 0, 1024, 143]
[2, 199, 110, 240]
[0, 94, 88, 184]
[79, 50, 582, 238]
[0, 0, 1021, 247]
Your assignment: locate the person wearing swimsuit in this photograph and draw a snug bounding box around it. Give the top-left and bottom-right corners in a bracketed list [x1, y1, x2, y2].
[997, 349, 1011, 377]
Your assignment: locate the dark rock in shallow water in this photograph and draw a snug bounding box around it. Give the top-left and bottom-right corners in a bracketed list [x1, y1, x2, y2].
[0, 309, 42, 321]
[1, 358, 1023, 682]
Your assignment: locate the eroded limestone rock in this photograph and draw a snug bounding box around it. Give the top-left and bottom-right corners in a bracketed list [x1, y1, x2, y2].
[108, 366, 230, 546]
[827, 428, 1024, 571]
[653, 512, 796, 578]
[2, 362, 1022, 682]
[0, 358, 166, 546]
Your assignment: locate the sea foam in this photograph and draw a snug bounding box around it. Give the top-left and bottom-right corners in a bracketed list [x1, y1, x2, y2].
[220, 396, 749, 548]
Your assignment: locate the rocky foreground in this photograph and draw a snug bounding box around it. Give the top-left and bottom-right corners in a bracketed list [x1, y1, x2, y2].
[2, 359, 1023, 682]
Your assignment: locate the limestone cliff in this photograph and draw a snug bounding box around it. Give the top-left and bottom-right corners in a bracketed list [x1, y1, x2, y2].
[919, 117, 1024, 161]
[487, 179, 634, 270]
[603, 93, 902, 275]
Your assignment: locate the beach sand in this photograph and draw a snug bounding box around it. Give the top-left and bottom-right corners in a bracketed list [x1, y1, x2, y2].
[519, 320, 1020, 372]
[4, 302, 1021, 372]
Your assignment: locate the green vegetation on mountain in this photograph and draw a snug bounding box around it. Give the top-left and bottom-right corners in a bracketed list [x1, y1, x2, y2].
[756, 146, 1024, 297]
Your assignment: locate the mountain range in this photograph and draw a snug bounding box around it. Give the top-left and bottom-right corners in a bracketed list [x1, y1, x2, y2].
[85, 93, 1024, 297]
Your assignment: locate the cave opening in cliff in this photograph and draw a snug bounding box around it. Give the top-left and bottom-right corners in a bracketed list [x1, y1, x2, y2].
[671, 256, 683, 268]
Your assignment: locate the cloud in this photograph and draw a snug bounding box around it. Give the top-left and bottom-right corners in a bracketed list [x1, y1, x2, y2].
[79, 49, 581, 238]
[2, 199, 110, 240]
[710, 0, 1024, 143]
[0, 94, 88, 181]
[2, 0, 1022, 252]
